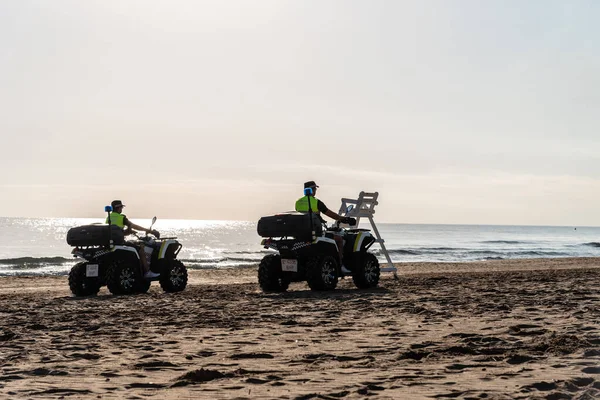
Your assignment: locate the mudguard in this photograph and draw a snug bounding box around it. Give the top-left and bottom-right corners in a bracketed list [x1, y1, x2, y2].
[158, 240, 182, 260]
[111, 245, 140, 259]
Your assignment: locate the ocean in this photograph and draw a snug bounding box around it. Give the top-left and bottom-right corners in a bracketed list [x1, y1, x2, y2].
[0, 217, 599, 276]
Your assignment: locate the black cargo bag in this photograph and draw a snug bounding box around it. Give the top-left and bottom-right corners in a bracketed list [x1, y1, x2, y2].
[66, 224, 125, 246]
[257, 212, 323, 239]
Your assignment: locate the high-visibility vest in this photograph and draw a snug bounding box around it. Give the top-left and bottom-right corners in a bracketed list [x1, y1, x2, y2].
[295, 196, 320, 214]
[105, 212, 125, 228]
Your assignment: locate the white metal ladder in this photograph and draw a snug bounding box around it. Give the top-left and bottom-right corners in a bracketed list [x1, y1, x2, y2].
[338, 191, 397, 277]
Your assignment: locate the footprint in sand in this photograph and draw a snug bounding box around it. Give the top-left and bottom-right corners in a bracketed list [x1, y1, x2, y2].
[505, 354, 536, 365]
[521, 381, 557, 391]
[230, 352, 274, 360]
[582, 367, 600, 374]
[0, 374, 24, 382]
[134, 360, 181, 371]
[0, 329, 18, 341]
[569, 377, 594, 387]
[197, 350, 216, 357]
[125, 382, 166, 389]
[28, 368, 68, 376]
[245, 377, 270, 384]
[398, 350, 431, 361]
[32, 388, 93, 396]
[171, 368, 228, 387]
[99, 371, 121, 378]
[70, 353, 101, 360]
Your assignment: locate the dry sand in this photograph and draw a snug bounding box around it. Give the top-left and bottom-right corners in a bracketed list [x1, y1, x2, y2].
[1, 257, 599, 399]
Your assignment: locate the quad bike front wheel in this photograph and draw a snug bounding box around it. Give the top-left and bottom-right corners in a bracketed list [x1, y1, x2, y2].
[68, 262, 101, 297]
[106, 258, 142, 295]
[159, 259, 188, 293]
[258, 254, 290, 293]
[351, 252, 380, 289]
[306, 255, 339, 291]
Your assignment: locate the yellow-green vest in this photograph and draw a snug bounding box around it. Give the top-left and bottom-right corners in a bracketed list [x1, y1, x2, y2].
[295, 196, 320, 214]
[105, 212, 125, 228]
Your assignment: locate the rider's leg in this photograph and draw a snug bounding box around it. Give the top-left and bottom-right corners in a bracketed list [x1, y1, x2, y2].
[334, 236, 344, 265]
[139, 247, 160, 278]
[138, 247, 150, 273]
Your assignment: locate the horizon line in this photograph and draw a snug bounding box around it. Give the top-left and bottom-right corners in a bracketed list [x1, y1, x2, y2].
[0, 215, 597, 229]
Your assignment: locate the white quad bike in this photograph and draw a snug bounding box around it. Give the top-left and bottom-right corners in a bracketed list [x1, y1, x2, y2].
[256, 204, 381, 292]
[66, 207, 188, 296]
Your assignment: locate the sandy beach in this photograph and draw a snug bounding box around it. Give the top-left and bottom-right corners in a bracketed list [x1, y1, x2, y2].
[1, 257, 599, 399]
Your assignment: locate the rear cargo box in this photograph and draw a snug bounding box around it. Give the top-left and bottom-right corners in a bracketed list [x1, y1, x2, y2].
[66, 224, 125, 246]
[257, 212, 323, 239]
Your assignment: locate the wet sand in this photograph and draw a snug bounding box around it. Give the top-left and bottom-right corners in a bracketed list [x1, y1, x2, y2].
[1, 257, 599, 399]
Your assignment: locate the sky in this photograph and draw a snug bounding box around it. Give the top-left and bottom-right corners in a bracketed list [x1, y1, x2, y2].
[0, 0, 599, 225]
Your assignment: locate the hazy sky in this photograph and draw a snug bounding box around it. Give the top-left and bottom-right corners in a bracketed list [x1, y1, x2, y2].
[1, 0, 599, 225]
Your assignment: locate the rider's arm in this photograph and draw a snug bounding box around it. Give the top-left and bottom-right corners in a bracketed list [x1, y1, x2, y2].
[317, 200, 343, 221]
[130, 222, 151, 233]
[319, 200, 353, 223]
[123, 216, 151, 234]
[324, 209, 344, 221]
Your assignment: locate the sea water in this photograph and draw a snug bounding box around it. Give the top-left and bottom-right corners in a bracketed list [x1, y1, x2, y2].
[0, 217, 599, 276]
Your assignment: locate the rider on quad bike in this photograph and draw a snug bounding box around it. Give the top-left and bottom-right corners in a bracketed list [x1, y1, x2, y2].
[105, 200, 160, 279]
[66, 202, 188, 296]
[295, 181, 353, 265]
[257, 182, 381, 292]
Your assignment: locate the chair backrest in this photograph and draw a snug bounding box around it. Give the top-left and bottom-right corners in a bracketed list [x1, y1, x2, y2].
[339, 191, 379, 218]
[338, 191, 397, 275]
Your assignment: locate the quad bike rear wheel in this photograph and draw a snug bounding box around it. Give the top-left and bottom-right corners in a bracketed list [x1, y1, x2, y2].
[258, 254, 290, 293]
[68, 262, 101, 297]
[306, 255, 339, 291]
[350, 252, 380, 289]
[107, 258, 142, 295]
[159, 259, 188, 293]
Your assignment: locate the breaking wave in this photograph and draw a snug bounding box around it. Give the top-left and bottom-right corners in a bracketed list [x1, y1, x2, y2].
[420, 247, 468, 251]
[375, 248, 575, 263]
[0, 255, 264, 276]
[0, 256, 72, 266]
[385, 249, 420, 256]
[481, 240, 527, 244]
[582, 242, 600, 248]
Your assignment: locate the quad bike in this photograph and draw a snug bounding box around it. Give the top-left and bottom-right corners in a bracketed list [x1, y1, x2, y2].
[66, 208, 188, 296]
[256, 204, 381, 292]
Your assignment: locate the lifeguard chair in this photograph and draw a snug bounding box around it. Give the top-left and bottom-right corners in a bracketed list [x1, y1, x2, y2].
[338, 192, 397, 277]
